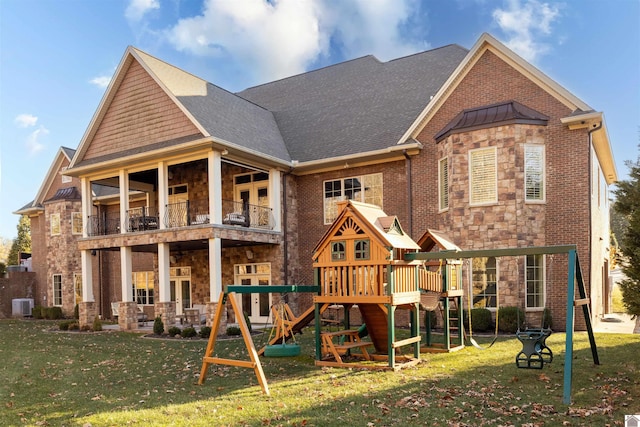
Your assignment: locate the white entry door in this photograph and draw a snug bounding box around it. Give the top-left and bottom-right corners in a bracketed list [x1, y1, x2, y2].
[170, 279, 191, 315]
[234, 263, 271, 324]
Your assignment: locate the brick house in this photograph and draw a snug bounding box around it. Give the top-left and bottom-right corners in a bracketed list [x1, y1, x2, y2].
[17, 33, 616, 331]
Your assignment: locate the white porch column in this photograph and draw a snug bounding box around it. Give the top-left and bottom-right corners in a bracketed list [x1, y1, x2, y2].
[81, 177, 92, 238]
[119, 169, 129, 234]
[209, 237, 222, 299]
[158, 161, 168, 230]
[208, 150, 222, 224]
[120, 246, 133, 302]
[157, 242, 171, 302]
[269, 168, 282, 232]
[81, 250, 94, 302]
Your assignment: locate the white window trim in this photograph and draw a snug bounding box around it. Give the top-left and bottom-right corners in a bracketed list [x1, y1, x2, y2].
[524, 144, 546, 203]
[52, 274, 63, 307]
[61, 166, 72, 183]
[133, 271, 155, 306]
[438, 156, 449, 211]
[525, 255, 546, 311]
[468, 147, 498, 206]
[50, 213, 61, 236]
[472, 257, 499, 311]
[323, 173, 383, 224]
[71, 212, 83, 235]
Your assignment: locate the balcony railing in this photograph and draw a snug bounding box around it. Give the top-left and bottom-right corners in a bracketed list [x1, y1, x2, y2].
[86, 198, 275, 236]
[126, 206, 159, 232]
[87, 212, 121, 236]
[221, 199, 274, 230]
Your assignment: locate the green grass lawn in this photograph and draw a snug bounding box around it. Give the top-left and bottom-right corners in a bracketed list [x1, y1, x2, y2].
[1, 319, 638, 426]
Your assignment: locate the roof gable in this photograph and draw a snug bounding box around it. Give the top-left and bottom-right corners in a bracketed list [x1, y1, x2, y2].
[71, 53, 204, 167]
[313, 201, 419, 260]
[14, 147, 75, 215]
[403, 33, 593, 144]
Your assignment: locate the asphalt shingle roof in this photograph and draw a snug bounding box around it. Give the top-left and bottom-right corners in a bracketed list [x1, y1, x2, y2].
[236, 44, 469, 162]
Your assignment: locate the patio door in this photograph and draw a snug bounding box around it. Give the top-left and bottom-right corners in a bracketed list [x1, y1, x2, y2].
[234, 263, 271, 324]
[170, 267, 191, 315]
[234, 172, 269, 227]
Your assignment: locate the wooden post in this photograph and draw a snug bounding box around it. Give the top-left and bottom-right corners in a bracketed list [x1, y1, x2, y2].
[199, 292, 270, 395]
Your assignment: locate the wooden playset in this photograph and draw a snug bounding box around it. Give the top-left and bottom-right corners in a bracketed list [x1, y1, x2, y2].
[199, 201, 599, 404]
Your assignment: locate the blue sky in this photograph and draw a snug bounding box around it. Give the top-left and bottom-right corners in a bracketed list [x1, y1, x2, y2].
[0, 0, 638, 239]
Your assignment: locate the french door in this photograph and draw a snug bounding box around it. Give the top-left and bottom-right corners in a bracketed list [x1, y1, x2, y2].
[170, 267, 191, 315]
[234, 263, 271, 324]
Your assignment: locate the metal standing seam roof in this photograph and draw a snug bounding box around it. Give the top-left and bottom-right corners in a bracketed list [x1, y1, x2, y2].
[434, 100, 549, 142]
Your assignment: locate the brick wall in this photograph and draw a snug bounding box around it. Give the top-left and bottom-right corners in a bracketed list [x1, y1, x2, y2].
[0, 271, 36, 318]
[412, 49, 593, 330]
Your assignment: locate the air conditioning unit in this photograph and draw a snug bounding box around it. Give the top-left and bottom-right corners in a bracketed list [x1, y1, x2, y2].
[12, 298, 34, 317]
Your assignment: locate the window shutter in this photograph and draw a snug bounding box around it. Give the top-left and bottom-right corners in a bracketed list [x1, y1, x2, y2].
[439, 157, 449, 209]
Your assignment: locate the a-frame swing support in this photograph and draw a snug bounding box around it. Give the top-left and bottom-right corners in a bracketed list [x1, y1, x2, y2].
[199, 285, 320, 395]
[405, 244, 600, 405]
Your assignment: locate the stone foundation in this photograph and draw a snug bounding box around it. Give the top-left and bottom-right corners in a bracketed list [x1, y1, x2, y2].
[154, 302, 176, 329]
[78, 302, 97, 329]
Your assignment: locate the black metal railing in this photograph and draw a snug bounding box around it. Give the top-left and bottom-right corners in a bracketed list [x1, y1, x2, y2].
[125, 206, 159, 232]
[87, 212, 121, 236]
[164, 199, 210, 228]
[86, 198, 274, 235]
[221, 199, 274, 230]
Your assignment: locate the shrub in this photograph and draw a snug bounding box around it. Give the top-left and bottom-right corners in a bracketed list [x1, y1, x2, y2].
[497, 306, 525, 333]
[243, 312, 252, 332]
[68, 322, 80, 330]
[542, 308, 553, 329]
[153, 317, 164, 335]
[45, 307, 63, 320]
[199, 326, 212, 338]
[32, 306, 44, 319]
[92, 316, 103, 332]
[463, 308, 493, 332]
[59, 320, 73, 331]
[181, 327, 197, 338]
[226, 326, 241, 336]
[167, 326, 181, 336]
[81, 324, 92, 332]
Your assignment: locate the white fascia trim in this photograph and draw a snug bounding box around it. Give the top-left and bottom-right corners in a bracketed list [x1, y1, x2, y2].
[398, 33, 593, 144]
[293, 141, 423, 169]
[32, 148, 71, 207]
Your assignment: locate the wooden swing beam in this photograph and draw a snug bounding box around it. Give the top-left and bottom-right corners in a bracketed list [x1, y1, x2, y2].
[405, 244, 600, 405]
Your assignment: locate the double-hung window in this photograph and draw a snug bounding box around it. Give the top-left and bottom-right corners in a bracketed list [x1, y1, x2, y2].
[133, 271, 155, 305]
[472, 257, 497, 309]
[72, 212, 83, 235]
[53, 274, 63, 306]
[323, 173, 383, 224]
[524, 144, 545, 202]
[50, 213, 61, 236]
[469, 147, 497, 206]
[525, 255, 545, 309]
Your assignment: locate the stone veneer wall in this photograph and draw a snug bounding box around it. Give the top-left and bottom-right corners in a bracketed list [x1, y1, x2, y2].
[44, 199, 83, 316]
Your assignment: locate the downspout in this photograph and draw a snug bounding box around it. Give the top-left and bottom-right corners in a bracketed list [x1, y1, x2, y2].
[282, 167, 294, 285]
[587, 122, 602, 318]
[403, 150, 413, 237]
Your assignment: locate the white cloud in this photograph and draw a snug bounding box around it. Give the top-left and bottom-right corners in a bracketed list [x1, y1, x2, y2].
[492, 0, 561, 62]
[26, 126, 49, 155]
[14, 114, 38, 128]
[90, 75, 112, 88]
[126, 0, 160, 22]
[166, 0, 424, 84]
